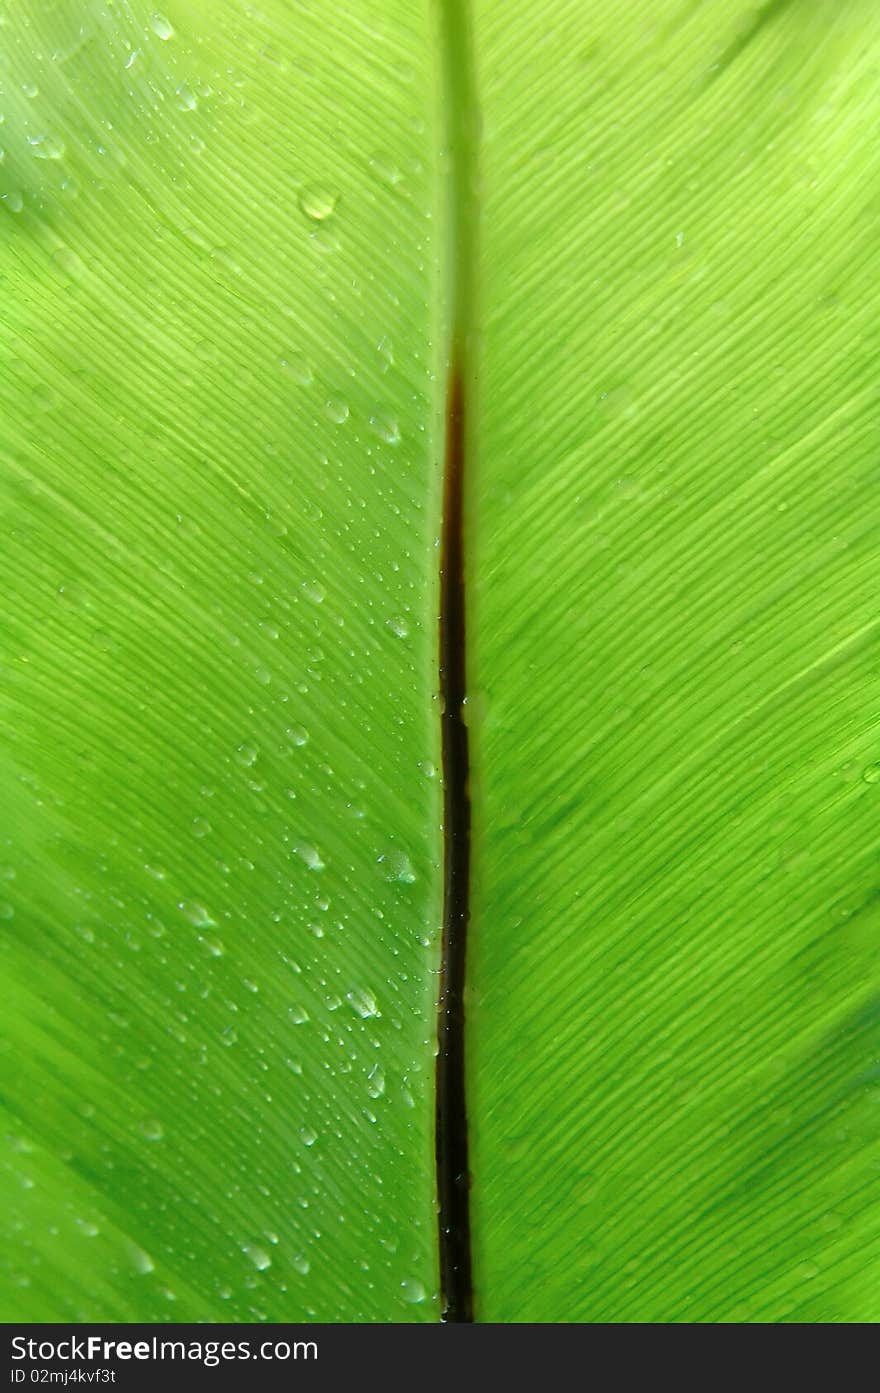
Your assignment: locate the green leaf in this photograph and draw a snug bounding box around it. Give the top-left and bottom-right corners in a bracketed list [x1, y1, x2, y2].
[1, 0, 444, 1321]
[3, 0, 880, 1325]
[468, 0, 880, 1321]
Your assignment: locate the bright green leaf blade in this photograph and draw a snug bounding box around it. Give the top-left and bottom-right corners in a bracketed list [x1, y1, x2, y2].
[7, 0, 880, 1328]
[0, 0, 444, 1321]
[469, 0, 880, 1321]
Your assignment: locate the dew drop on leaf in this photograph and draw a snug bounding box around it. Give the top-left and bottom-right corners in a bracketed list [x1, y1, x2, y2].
[279, 353, 313, 386]
[346, 988, 380, 1019]
[129, 1246, 155, 1275]
[324, 396, 349, 425]
[29, 133, 65, 161]
[379, 850, 416, 884]
[399, 1278, 426, 1305]
[243, 1245, 272, 1272]
[149, 14, 175, 41]
[370, 413, 401, 445]
[366, 1065, 385, 1099]
[368, 153, 405, 187]
[179, 900, 216, 928]
[175, 83, 198, 112]
[298, 185, 338, 222]
[293, 842, 324, 871]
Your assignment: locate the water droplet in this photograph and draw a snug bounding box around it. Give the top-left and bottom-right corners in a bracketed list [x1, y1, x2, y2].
[129, 1245, 154, 1274]
[279, 353, 313, 386]
[149, 13, 175, 41]
[346, 988, 380, 1020]
[369, 153, 405, 188]
[370, 413, 400, 445]
[288, 1005, 310, 1025]
[300, 580, 326, 604]
[243, 1244, 272, 1271]
[862, 764, 880, 784]
[292, 1254, 310, 1276]
[191, 817, 212, 839]
[235, 743, 258, 768]
[324, 396, 349, 425]
[2, 192, 23, 214]
[298, 185, 338, 222]
[175, 83, 197, 112]
[29, 133, 66, 161]
[293, 841, 324, 871]
[179, 900, 216, 928]
[21, 83, 39, 99]
[299, 1125, 317, 1147]
[385, 616, 409, 639]
[366, 1065, 385, 1099]
[418, 760, 437, 779]
[400, 1278, 426, 1305]
[379, 850, 416, 884]
[139, 1118, 164, 1142]
[286, 724, 309, 747]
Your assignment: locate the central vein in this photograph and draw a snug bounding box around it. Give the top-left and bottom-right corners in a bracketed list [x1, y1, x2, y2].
[434, 0, 480, 1325]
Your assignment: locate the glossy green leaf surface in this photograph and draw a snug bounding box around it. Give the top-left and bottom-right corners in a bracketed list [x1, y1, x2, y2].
[3, 0, 880, 1325]
[1, 0, 445, 1321]
[468, 0, 880, 1321]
